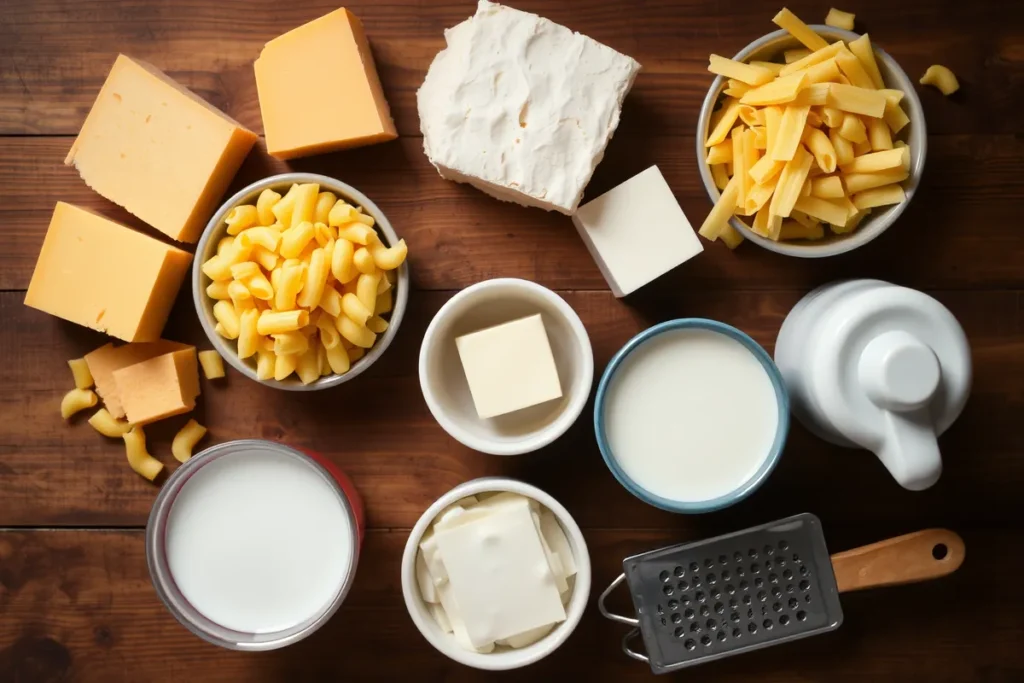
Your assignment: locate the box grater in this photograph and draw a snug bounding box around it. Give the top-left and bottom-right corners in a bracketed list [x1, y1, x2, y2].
[598, 513, 964, 674]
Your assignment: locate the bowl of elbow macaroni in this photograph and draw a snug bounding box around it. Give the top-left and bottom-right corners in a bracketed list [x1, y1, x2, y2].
[192, 172, 410, 390]
[696, 10, 926, 258]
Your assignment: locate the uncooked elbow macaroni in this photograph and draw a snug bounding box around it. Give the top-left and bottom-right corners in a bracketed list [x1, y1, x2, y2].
[198, 350, 226, 380]
[172, 419, 208, 463]
[67, 358, 94, 390]
[123, 427, 163, 481]
[919, 65, 959, 95]
[61, 388, 97, 419]
[88, 408, 132, 437]
[202, 182, 407, 383]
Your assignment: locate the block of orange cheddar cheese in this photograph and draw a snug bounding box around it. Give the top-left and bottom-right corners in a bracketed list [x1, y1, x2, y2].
[254, 8, 397, 159]
[25, 203, 193, 343]
[85, 340, 192, 419]
[113, 347, 201, 425]
[65, 54, 258, 243]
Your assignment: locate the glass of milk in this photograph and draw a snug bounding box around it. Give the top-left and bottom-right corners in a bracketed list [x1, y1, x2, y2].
[146, 440, 363, 649]
[595, 319, 789, 513]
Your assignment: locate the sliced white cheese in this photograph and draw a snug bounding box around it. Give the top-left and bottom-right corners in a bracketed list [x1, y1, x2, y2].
[416, 551, 439, 603]
[438, 581, 494, 653]
[435, 502, 566, 648]
[532, 511, 568, 594]
[539, 509, 577, 578]
[505, 622, 556, 648]
[429, 602, 453, 633]
[419, 532, 448, 585]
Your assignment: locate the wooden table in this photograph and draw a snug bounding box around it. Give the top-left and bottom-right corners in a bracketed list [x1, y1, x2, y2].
[1, 0, 1021, 680]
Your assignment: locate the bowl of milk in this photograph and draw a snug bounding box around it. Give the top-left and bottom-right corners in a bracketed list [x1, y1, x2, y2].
[595, 319, 789, 513]
[146, 440, 363, 649]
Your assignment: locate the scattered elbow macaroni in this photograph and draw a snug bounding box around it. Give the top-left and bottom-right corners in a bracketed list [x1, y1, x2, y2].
[67, 358, 94, 390]
[61, 388, 97, 419]
[172, 419, 208, 463]
[701, 8, 912, 246]
[88, 408, 133, 437]
[202, 182, 408, 384]
[123, 426, 164, 482]
[919, 65, 959, 96]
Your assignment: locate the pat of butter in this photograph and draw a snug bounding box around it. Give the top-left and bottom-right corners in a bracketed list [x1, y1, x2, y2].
[571, 165, 703, 297]
[456, 314, 563, 419]
[438, 581, 494, 653]
[435, 502, 566, 648]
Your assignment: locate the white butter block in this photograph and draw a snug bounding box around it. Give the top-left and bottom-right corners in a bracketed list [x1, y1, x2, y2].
[435, 502, 566, 647]
[456, 314, 563, 419]
[572, 165, 703, 297]
[418, 0, 641, 214]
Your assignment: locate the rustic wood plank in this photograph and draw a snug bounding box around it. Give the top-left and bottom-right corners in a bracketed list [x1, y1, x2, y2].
[2, 289, 1020, 529]
[1, 527, 1020, 682]
[2, 134, 1022, 292]
[0, 0, 1019, 137]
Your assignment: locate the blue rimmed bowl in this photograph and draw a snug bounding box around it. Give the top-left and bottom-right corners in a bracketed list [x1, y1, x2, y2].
[594, 319, 790, 514]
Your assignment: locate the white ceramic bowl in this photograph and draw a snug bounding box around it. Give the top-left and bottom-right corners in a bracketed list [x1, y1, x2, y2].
[418, 278, 594, 455]
[401, 477, 591, 670]
[696, 26, 926, 257]
[192, 172, 410, 390]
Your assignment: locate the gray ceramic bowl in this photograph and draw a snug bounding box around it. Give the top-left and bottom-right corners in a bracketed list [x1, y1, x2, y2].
[696, 27, 926, 258]
[192, 172, 409, 391]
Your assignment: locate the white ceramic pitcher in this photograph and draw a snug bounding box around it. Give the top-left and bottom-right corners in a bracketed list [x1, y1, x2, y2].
[775, 280, 971, 491]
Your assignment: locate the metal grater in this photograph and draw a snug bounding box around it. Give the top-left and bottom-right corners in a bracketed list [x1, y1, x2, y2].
[599, 513, 843, 674]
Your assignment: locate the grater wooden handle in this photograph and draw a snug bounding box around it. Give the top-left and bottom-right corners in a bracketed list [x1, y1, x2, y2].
[831, 529, 964, 593]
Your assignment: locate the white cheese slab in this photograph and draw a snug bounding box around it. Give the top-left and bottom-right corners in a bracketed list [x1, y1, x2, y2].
[572, 165, 703, 297]
[434, 501, 566, 647]
[456, 314, 562, 419]
[418, 0, 641, 214]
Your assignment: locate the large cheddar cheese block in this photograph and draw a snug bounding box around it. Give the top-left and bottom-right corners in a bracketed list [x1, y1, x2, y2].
[25, 203, 193, 343]
[84, 340, 192, 418]
[66, 55, 258, 243]
[113, 347, 201, 425]
[254, 9, 397, 159]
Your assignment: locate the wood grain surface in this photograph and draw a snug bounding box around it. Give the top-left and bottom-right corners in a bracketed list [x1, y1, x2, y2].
[1, 0, 1022, 681]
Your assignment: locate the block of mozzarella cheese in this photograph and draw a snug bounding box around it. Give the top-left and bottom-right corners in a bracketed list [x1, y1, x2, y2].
[65, 55, 258, 243]
[113, 347, 200, 425]
[571, 166, 703, 297]
[25, 203, 193, 343]
[434, 501, 566, 648]
[418, 0, 640, 214]
[255, 9, 397, 159]
[455, 314, 563, 419]
[85, 341, 193, 418]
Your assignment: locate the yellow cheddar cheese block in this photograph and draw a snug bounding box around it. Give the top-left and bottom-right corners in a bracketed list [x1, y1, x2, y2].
[113, 347, 201, 425]
[254, 8, 397, 159]
[66, 55, 258, 243]
[25, 203, 193, 343]
[85, 340, 193, 418]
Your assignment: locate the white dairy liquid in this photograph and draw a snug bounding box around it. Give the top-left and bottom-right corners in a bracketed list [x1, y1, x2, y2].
[603, 328, 779, 503]
[165, 448, 353, 634]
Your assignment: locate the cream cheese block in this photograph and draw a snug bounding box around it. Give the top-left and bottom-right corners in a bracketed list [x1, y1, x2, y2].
[417, 0, 641, 214]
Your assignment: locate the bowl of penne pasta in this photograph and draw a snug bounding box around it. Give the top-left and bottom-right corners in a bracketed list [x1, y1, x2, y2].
[696, 10, 926, 257]
[193, 172, 410, 390]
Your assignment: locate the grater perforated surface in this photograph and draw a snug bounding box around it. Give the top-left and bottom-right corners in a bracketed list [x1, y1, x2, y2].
[623, 513, 843, 674]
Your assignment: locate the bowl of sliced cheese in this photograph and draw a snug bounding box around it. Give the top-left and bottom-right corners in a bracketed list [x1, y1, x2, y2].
[401, 477, 590, 670]
[696, 10, 925, 257]
[193, 172, 410, 390]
